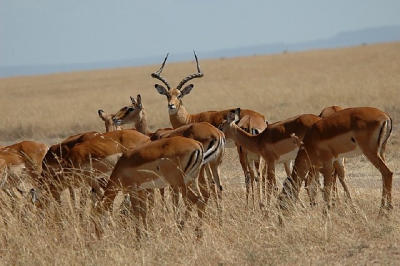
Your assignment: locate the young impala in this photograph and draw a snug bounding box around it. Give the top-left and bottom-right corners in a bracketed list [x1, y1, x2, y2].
[278, 107, 393, 219]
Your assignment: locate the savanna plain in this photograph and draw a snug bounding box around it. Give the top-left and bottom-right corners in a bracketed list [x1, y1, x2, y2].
[0, 42, 400, 265]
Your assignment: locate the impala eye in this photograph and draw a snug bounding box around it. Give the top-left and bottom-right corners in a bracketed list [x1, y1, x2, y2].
[128, 108, 134, 112]
[177, 94, 182, 99]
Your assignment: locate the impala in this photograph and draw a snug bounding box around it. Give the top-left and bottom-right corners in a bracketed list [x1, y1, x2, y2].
[0, 141, 48, 200]
[317, 105, 351, 204]
[113, 94, 226, 222]
[113, 94, 225, 191]
[219, 108, 321, 208]
[318, 105, 343, 118]
[277, 107, 393, 217]
[98, 109, 122, 132]
[112, 95, 155, 136]
[95, 136, 207, 240]
[151, 51, 267, 196]
[35, 131, 101, 207]
[38, 129, 150, 206]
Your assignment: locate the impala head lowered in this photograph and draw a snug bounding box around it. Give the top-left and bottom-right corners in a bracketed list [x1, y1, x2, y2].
[152, 51, 204, 115]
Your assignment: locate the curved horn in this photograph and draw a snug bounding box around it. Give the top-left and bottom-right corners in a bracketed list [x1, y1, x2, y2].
[176, 50, 204, 90]
[151, 53, 171, 90]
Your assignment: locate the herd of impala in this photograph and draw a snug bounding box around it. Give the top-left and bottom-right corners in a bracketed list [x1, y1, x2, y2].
[0, 52, 394, 240]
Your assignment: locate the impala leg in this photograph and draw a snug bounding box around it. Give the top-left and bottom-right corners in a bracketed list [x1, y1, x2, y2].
[198, 165, 210, 205]
[258, 157, 267, 205]
[185, 185, 206, 239]
[146, 188, 155, 211]
[250, 170, 256, 210]
[265, 160, 276, 208]
[145, 189, 157, 227]
[203, 164, 216, 204]
[172, 187, 183, 229]
[362, 149, 393, 214]
[209, 161, 223, 225]
[322, 162, 334, 214]
[208, 160, 223, 199]
[248, 157, 258, 210]
[331, 171, 339, 205]
[158, 188, 168, 211]
[116, 193, 132, 218]
[331, 159, 342, 205]
[247, 152, 259, 183]
[237, 145, 251, 206]
[129, 189, 142, 240]
[236, 144, 249, 180]
[138, 190, 148, 238]
[95, 184, 119, 239]
[283, 161, 293, 177]
[305, 169, 319, 207]
[333, 158, 353, 204]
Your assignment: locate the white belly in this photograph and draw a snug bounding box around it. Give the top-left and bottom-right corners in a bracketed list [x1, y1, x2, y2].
[277, 148, 299, 164]
[338, 145, 363, 159]
[137, 169, 170, 190]
[139, 178, 170, 190]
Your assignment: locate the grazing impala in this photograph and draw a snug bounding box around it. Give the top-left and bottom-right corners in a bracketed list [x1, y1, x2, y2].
[0, 141, 48, 199]
[151, 51, 267, 194]
[95, 136, 207, 240]
[219, 108, 321, 208]
[317, 105, 351, 204]
[35, 131, 101, 206]
[38, 129, 150, 206]
[278, 107, 393, 217]
[113, 94, 225, 222]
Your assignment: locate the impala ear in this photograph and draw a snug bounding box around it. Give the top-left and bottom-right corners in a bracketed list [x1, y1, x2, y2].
[130, 96, 136, 104]
[98, 109, 106, 120]
[155, 84, 168, 95]
[137, 94, 142, 107]
[234, 108, 241, 123]
[180, 84, 194, 97]
[226, 110, 236, 123]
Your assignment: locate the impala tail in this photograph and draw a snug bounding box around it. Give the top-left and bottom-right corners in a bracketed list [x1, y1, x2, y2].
[185, 146, 204, 178]
[202, 136, 226, 164]
[378, 117, 392, 156]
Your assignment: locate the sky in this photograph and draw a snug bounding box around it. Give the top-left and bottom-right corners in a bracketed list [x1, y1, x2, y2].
[1, 0, 400, 67]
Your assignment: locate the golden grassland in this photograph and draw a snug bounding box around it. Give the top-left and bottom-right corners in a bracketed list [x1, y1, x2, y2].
[1, 42, 400, 265]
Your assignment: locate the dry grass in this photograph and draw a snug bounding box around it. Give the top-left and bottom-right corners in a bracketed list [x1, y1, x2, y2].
[1, 42, 400, 265]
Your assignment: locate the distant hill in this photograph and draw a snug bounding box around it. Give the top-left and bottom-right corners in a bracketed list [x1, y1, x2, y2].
[1, 25, 400, 78]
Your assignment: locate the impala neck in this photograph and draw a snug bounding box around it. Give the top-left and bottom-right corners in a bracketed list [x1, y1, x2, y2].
[169, 104, 192, 128]
[228, 123, 261, 154]
[288, 149, 309, 196]
[135, 108, 152, 135]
